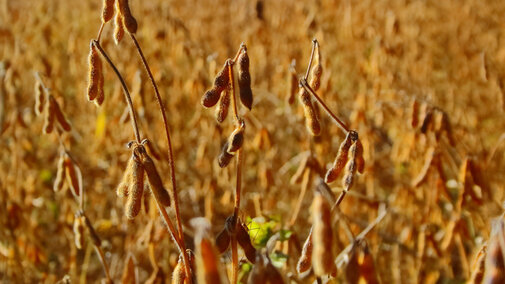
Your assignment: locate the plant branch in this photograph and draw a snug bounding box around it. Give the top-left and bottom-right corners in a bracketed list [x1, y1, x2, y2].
[129, 33, 185, 243]
[304, 39, 318, 81]
[92, 40, 141, 143]
[300, 79, 350, 133]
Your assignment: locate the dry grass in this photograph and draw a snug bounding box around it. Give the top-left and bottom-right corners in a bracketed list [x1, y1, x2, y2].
[2, 0, 505, 283]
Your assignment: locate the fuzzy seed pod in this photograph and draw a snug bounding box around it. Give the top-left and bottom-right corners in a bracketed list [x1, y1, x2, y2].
[172, 255, 186, 284]
[201, 88, 221, 108]
[34, 80, 45, 116]
[299, 88, 321, 136]
[237, 48, 253, 110]
[102, 0, 115, 23]
[43, 96, 55, 134]
[53, 152, 66, 192]
[114, 11, 125, 45]
[117, 155, 134, 197]
[94, 70, 105, 106]
[118, 0, 137, 33]
[215, 89, 230, 123]
[236, 221, 256, 263]
[139, 148, 171, 207]
[218, 141, 234, 168]
[202, 63, 230, 108]
[125, 156, 144, 219]
[309, 47, 322, 91]
[297, 229, 313, 274]
[73, 215, 85, 249]
[226, 123, 245, 153]
[50, 96, 71, 131]
[342, 142, 358, 191]
[64, 155, 82, 198]
[325, 132, 353, 183]
[87, 42, 103, 102]
[215, 227, 230, 253]
[311, 193, 333, 276]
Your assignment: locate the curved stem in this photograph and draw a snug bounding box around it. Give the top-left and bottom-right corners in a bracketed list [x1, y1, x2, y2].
[94, 245, 113, 284]
[97, 23, 105, 42]
[153, 197, 193, 284]
[129, 34, 185, 244]
[93, 40, 141, 143]
[301, 79, 350, 133]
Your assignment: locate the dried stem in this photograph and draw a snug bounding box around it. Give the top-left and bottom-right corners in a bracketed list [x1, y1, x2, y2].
[129, 34, 192, 282]
[300, 79, 350, 133]
[92, 40, 141, 143]
[304, 39, 318, 81]
[231, 234, 239, 284]
[96, 22, 105, 42]
[129, 34, 185, 242]
[94, 245, 113, 283]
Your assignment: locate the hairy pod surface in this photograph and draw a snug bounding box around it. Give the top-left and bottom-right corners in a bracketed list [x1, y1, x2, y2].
[215, 89, 230, 123]
[87, 42, 103, 102]
[325, 131, 353, 183]
[117, 155, 134, 197]
[238, 48, 253, 110]
[102, 0, 115, 23]
[226, 124, 244, 153]
[297, 229, 313, 274]
[342, 142, 358, 190]
[34, 80, 45, 116]
[218, 141, 234, 168]
[118, 0, 137, 33]
[53, 152, 66, 192]
[73, 215, 85, 249]
[299, 88, 321, 136]
[113, 11, 125, 45]
[125, 157, 144, 219]
[43, 96, 55, 134]
[139, 147, 171, 207]
[201, 88, 221, 108]
[50, 96, 71, 131]
[64, 155, 82, 198]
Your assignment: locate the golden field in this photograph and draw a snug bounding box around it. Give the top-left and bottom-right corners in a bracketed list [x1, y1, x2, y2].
[1, 0, 505, 283]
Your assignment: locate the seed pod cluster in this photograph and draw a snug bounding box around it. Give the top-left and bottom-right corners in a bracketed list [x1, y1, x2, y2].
[118, 0, 137, 33]
[215, 216, 257, 263]
[325, 130, 364, 188]
[36, 80, 71, 133]
[311, 192, 333, 276]
[101, 0, 115, 23]
[298, 87, 321, 136]
[87, 41, 105, 106]
[202, 62, 230, 108]
[237, 46, 253, 110]
[73, 214, 85, 249]
[218, 121, 245, 168]
[117, 143, 171, 219]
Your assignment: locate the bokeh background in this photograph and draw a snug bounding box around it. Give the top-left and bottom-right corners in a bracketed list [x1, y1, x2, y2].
[1, 0, 505, 282]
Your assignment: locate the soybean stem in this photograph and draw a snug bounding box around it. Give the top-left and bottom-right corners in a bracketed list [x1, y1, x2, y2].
[93, 40, 141, 143]
[301, 79, 350, 133]
[304, 39, 318, 81]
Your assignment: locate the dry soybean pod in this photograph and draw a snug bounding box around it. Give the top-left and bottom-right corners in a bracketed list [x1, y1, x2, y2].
[114, 11, 125, 45]
[87, 42, 103, 102]
[102, 0, 115, 23]
[138, 146, 171, 207]
[325, 131, 354, 183]
[202, 62, 229, 108]
[309, 43, 322, 91]
[227, 121, 245, 153]
[215, 88, 230, 123]
[299, 88, 321, 136]
[342, 141, 358, 191]
[236, 221, 256, 263]
[50, 96, 71, 131]
[237, 47, 253, 110]
[43, 95, 55, 134]
[53, 151, 66, 192]
[73, 214, 85, 249]
[218, 141, 234, 168]
[117, 154, 134, 197]
[118, 0, 137, 34]
[125, 156, 145, 219]
[297, 228, 313, 274]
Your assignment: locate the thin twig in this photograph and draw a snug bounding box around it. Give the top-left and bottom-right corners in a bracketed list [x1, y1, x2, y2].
[300, 79, 350, 133]
[304, 39, 318, 81]
[96, 23, 105, 42]
[92, 40, 141, 143]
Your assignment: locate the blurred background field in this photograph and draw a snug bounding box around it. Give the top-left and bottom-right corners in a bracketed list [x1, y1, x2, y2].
[2, 0, 505, 283]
